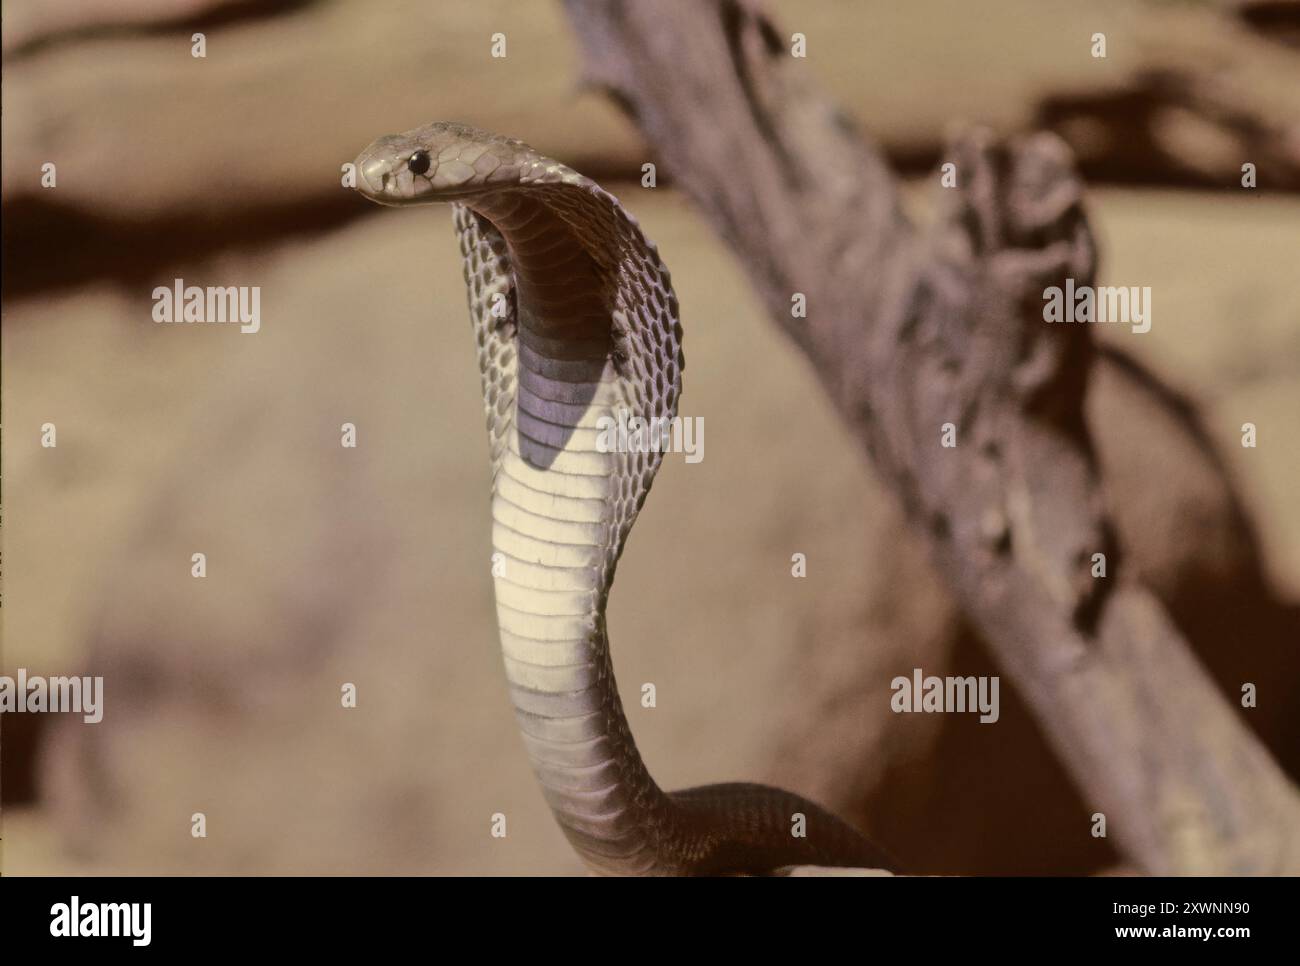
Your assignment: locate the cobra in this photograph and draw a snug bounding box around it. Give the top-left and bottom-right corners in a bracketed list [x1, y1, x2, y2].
[354, 121, 894, 876]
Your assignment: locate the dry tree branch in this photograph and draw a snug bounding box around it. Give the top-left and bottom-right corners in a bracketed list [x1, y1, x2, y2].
[561, 0, 1300, 874]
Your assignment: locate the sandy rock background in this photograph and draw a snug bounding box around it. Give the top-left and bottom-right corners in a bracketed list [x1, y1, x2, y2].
[3, 0, 1297, 874]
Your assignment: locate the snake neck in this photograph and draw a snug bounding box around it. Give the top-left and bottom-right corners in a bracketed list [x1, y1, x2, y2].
[465, 188, 678, 874]
[489, 337, 674, 874]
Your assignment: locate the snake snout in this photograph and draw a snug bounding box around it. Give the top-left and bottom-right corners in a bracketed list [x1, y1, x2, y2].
[358, 155, 393, 196]
[353, 136, 423, 206]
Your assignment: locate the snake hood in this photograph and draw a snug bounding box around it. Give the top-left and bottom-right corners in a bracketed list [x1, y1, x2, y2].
[352, 121, 893, 876]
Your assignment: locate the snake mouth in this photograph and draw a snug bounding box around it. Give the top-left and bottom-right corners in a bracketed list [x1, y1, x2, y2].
[355, 152, 419, 206]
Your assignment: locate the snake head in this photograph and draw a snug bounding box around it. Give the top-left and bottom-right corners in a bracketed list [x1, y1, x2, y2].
[353, 121, 531, 206]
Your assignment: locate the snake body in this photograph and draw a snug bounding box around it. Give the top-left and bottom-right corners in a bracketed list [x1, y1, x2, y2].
[354, 121, 892, 875]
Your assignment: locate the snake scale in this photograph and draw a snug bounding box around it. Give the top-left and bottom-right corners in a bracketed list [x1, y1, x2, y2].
[354, 121, 893, 875]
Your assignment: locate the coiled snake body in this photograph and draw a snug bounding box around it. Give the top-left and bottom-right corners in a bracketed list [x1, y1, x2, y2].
[355, 121, 892, 875]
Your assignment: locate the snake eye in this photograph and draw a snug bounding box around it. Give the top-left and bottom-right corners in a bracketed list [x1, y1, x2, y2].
[407, 150, 432, 175]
